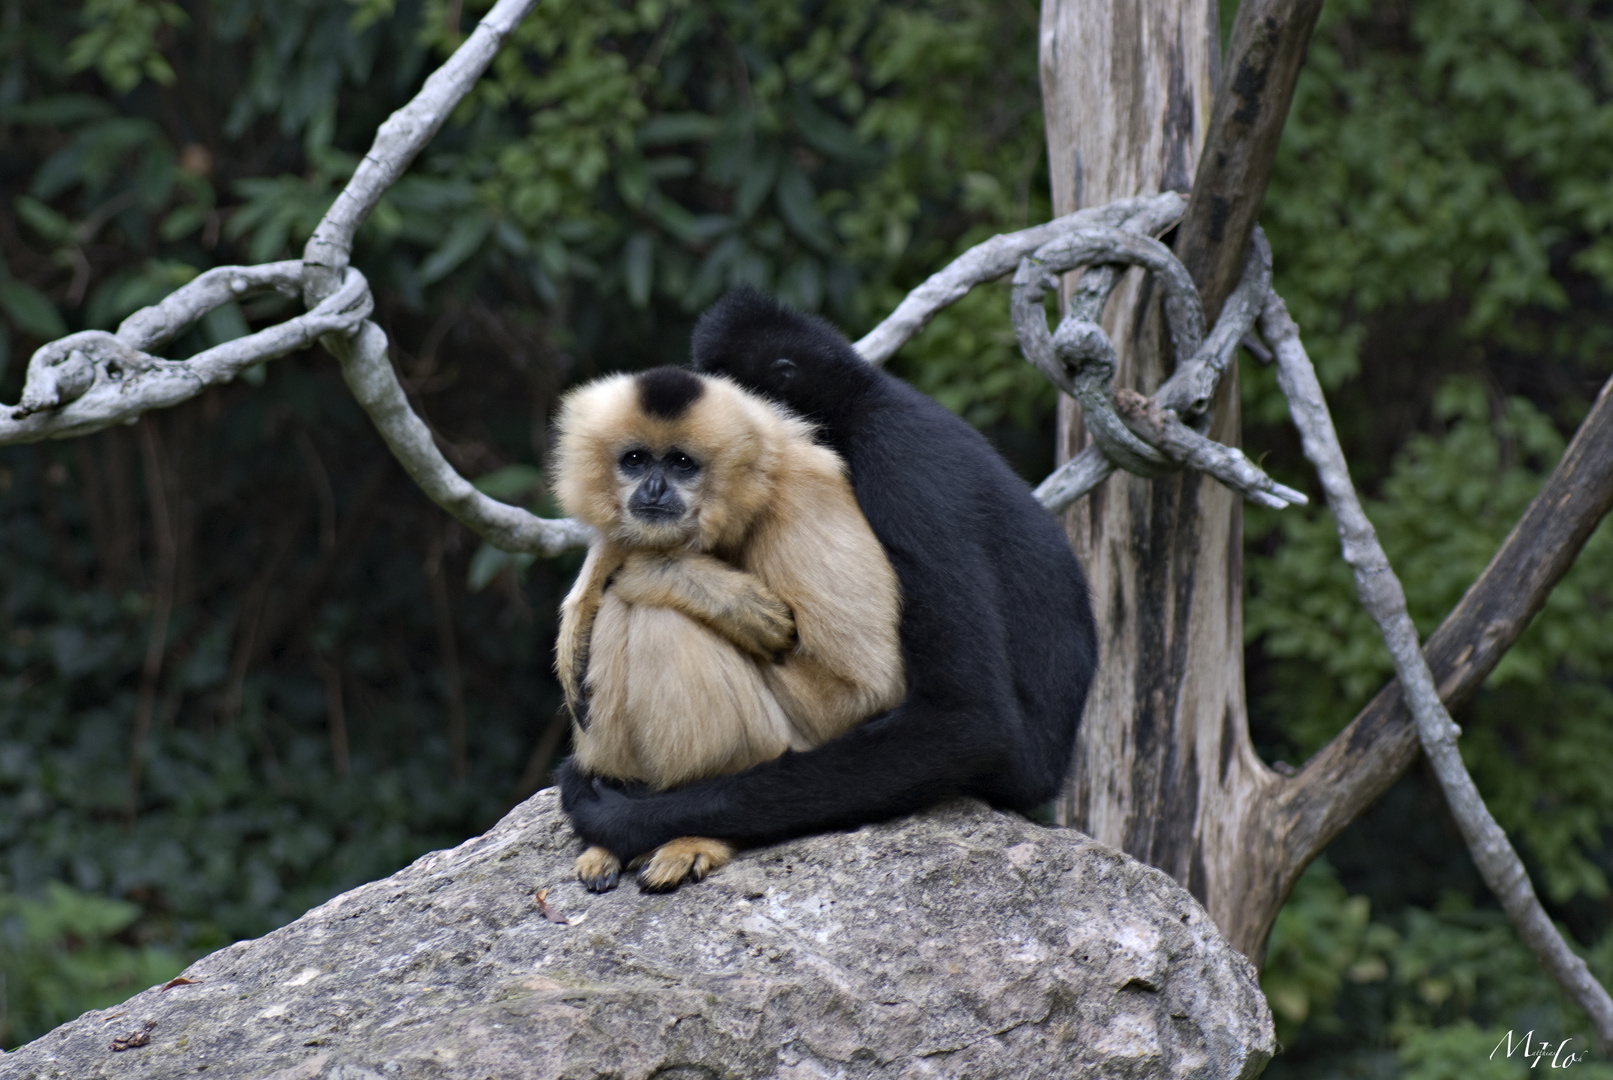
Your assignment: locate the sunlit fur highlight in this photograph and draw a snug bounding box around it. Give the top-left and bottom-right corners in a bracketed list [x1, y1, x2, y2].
[551, 370, 905, 889]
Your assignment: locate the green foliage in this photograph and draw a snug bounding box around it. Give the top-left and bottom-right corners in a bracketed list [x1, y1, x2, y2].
[1248, 379, 1573, 732]
[1263, 860, 1392, 1039]
[67, 0, 189, 93]
[0, 883, 184, 1046]
[1250, 379, 1613, 1072]
[1263, 861, 1613, 1079]
[1256, 0, 1613, 427]
[0, 400, 564, 1048]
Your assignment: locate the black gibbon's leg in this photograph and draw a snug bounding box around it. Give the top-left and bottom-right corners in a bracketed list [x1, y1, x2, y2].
[562, 287, 1098, 861]
[559, 761, 653, 811]
[557, 756, 596, 813]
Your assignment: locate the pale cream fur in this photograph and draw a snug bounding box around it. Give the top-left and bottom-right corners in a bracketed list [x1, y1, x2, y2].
[551, 371, 905, 888]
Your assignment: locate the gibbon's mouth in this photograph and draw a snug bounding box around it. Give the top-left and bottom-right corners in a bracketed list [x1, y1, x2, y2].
[630, 505, 683, 524]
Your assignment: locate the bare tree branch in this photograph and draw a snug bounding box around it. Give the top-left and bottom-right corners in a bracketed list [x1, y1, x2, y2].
[1263, 290, 1613, 1053]
[0, 264, 368, 442]
[330, 320, 591, 555]
[1115, 388, 1305, 510]
[301, 0, 543, 304]
[1280, 367, 1613, 873]
[1155, 234, 1274, 425]
[1174, 0, 1325, 322]
[1011, 227, 1206, 381]
[297, 0, 592, 556]
[1033, 446, 1117, 512]
[853, 193, 1186, 365]
[0, 0, 590, 554]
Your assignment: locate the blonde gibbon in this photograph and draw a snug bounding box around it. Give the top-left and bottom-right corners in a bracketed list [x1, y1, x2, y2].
[551, 365, 905, 892]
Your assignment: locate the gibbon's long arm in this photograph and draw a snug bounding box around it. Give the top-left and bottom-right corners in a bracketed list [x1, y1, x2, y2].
[562, 288, 1097, 859]
[555, 542, 620, 719]
[608, 550, 795, 660]
[557, 544, 794, 716]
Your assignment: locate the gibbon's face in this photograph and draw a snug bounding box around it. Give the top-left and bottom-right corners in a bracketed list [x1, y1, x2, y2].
[614, 444, 705, 547]
[554, 366, 793, 553]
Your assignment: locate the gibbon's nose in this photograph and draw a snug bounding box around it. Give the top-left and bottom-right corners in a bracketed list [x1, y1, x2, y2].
[630, 465, 684, 520]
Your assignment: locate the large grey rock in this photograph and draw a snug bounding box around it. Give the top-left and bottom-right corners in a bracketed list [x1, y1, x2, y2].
[0, 791, 1273, 1079]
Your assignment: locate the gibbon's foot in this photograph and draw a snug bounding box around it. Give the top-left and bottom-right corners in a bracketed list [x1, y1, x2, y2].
[574, 845, 623, 892]
[632, 837, 734, 892]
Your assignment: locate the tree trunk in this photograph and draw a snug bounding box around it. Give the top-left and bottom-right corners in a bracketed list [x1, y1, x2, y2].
[1041, 0, 1288, 957]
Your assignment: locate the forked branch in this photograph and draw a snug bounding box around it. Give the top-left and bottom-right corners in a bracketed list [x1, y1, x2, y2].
[1264, 291, 1613, 1053]
[853, 194, 1186, 365]
[1277, 369, 1613, 884]
[0, 263, 368, 442]
[0, 0, 589, 555]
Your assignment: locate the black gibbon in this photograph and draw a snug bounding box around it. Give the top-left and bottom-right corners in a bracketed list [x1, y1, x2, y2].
[559, 288, 1098, 859]
[551, 366, 905, 890]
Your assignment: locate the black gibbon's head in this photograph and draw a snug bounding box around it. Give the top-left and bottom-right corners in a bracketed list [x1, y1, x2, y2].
[553, 366, 812, 552]
[690, 286, 875, 430]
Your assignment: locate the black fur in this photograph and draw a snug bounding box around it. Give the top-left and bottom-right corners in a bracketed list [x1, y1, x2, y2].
[560, 287, 1098, 856]
[635, 365, 706, 420]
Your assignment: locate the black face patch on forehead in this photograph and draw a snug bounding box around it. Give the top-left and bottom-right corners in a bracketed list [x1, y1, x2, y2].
[635, 366, 706, 420]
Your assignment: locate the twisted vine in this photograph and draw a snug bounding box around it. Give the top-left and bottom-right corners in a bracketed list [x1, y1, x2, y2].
[1013, 223, 1304, 512]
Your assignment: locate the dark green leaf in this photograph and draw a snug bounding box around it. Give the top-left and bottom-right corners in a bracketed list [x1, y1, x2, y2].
[14, 196, 75, 245]
[0, 95, 114, 126]
[0, 280, 66, 340]
[789, 93, 875, 163]
[418, 210, 492, 285]
[734, 146, 780, 222]
[637, 113, 721, 147]
[623, 232, 654, 308]
[775, 164, 832, 253]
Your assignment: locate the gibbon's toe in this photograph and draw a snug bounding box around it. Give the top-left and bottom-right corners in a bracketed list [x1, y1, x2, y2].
[635, 837, 734, 892]
[574, 846, 622, 892]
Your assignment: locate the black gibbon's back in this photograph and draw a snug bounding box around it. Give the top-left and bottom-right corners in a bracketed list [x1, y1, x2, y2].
[559, 287, 1097, 858]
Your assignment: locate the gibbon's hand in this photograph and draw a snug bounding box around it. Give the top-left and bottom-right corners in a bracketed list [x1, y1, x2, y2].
[610, 550, 796, 659]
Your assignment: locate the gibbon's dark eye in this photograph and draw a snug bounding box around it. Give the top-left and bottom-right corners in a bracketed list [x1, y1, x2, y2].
[771, 357, 797, 380]
[667, 451, 700, 475]
[619, 448, 650, 472]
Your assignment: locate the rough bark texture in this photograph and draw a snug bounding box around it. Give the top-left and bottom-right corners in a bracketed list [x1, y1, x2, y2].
[0, 792, 1274, 1080]
[1040, 0, 1273, 955]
